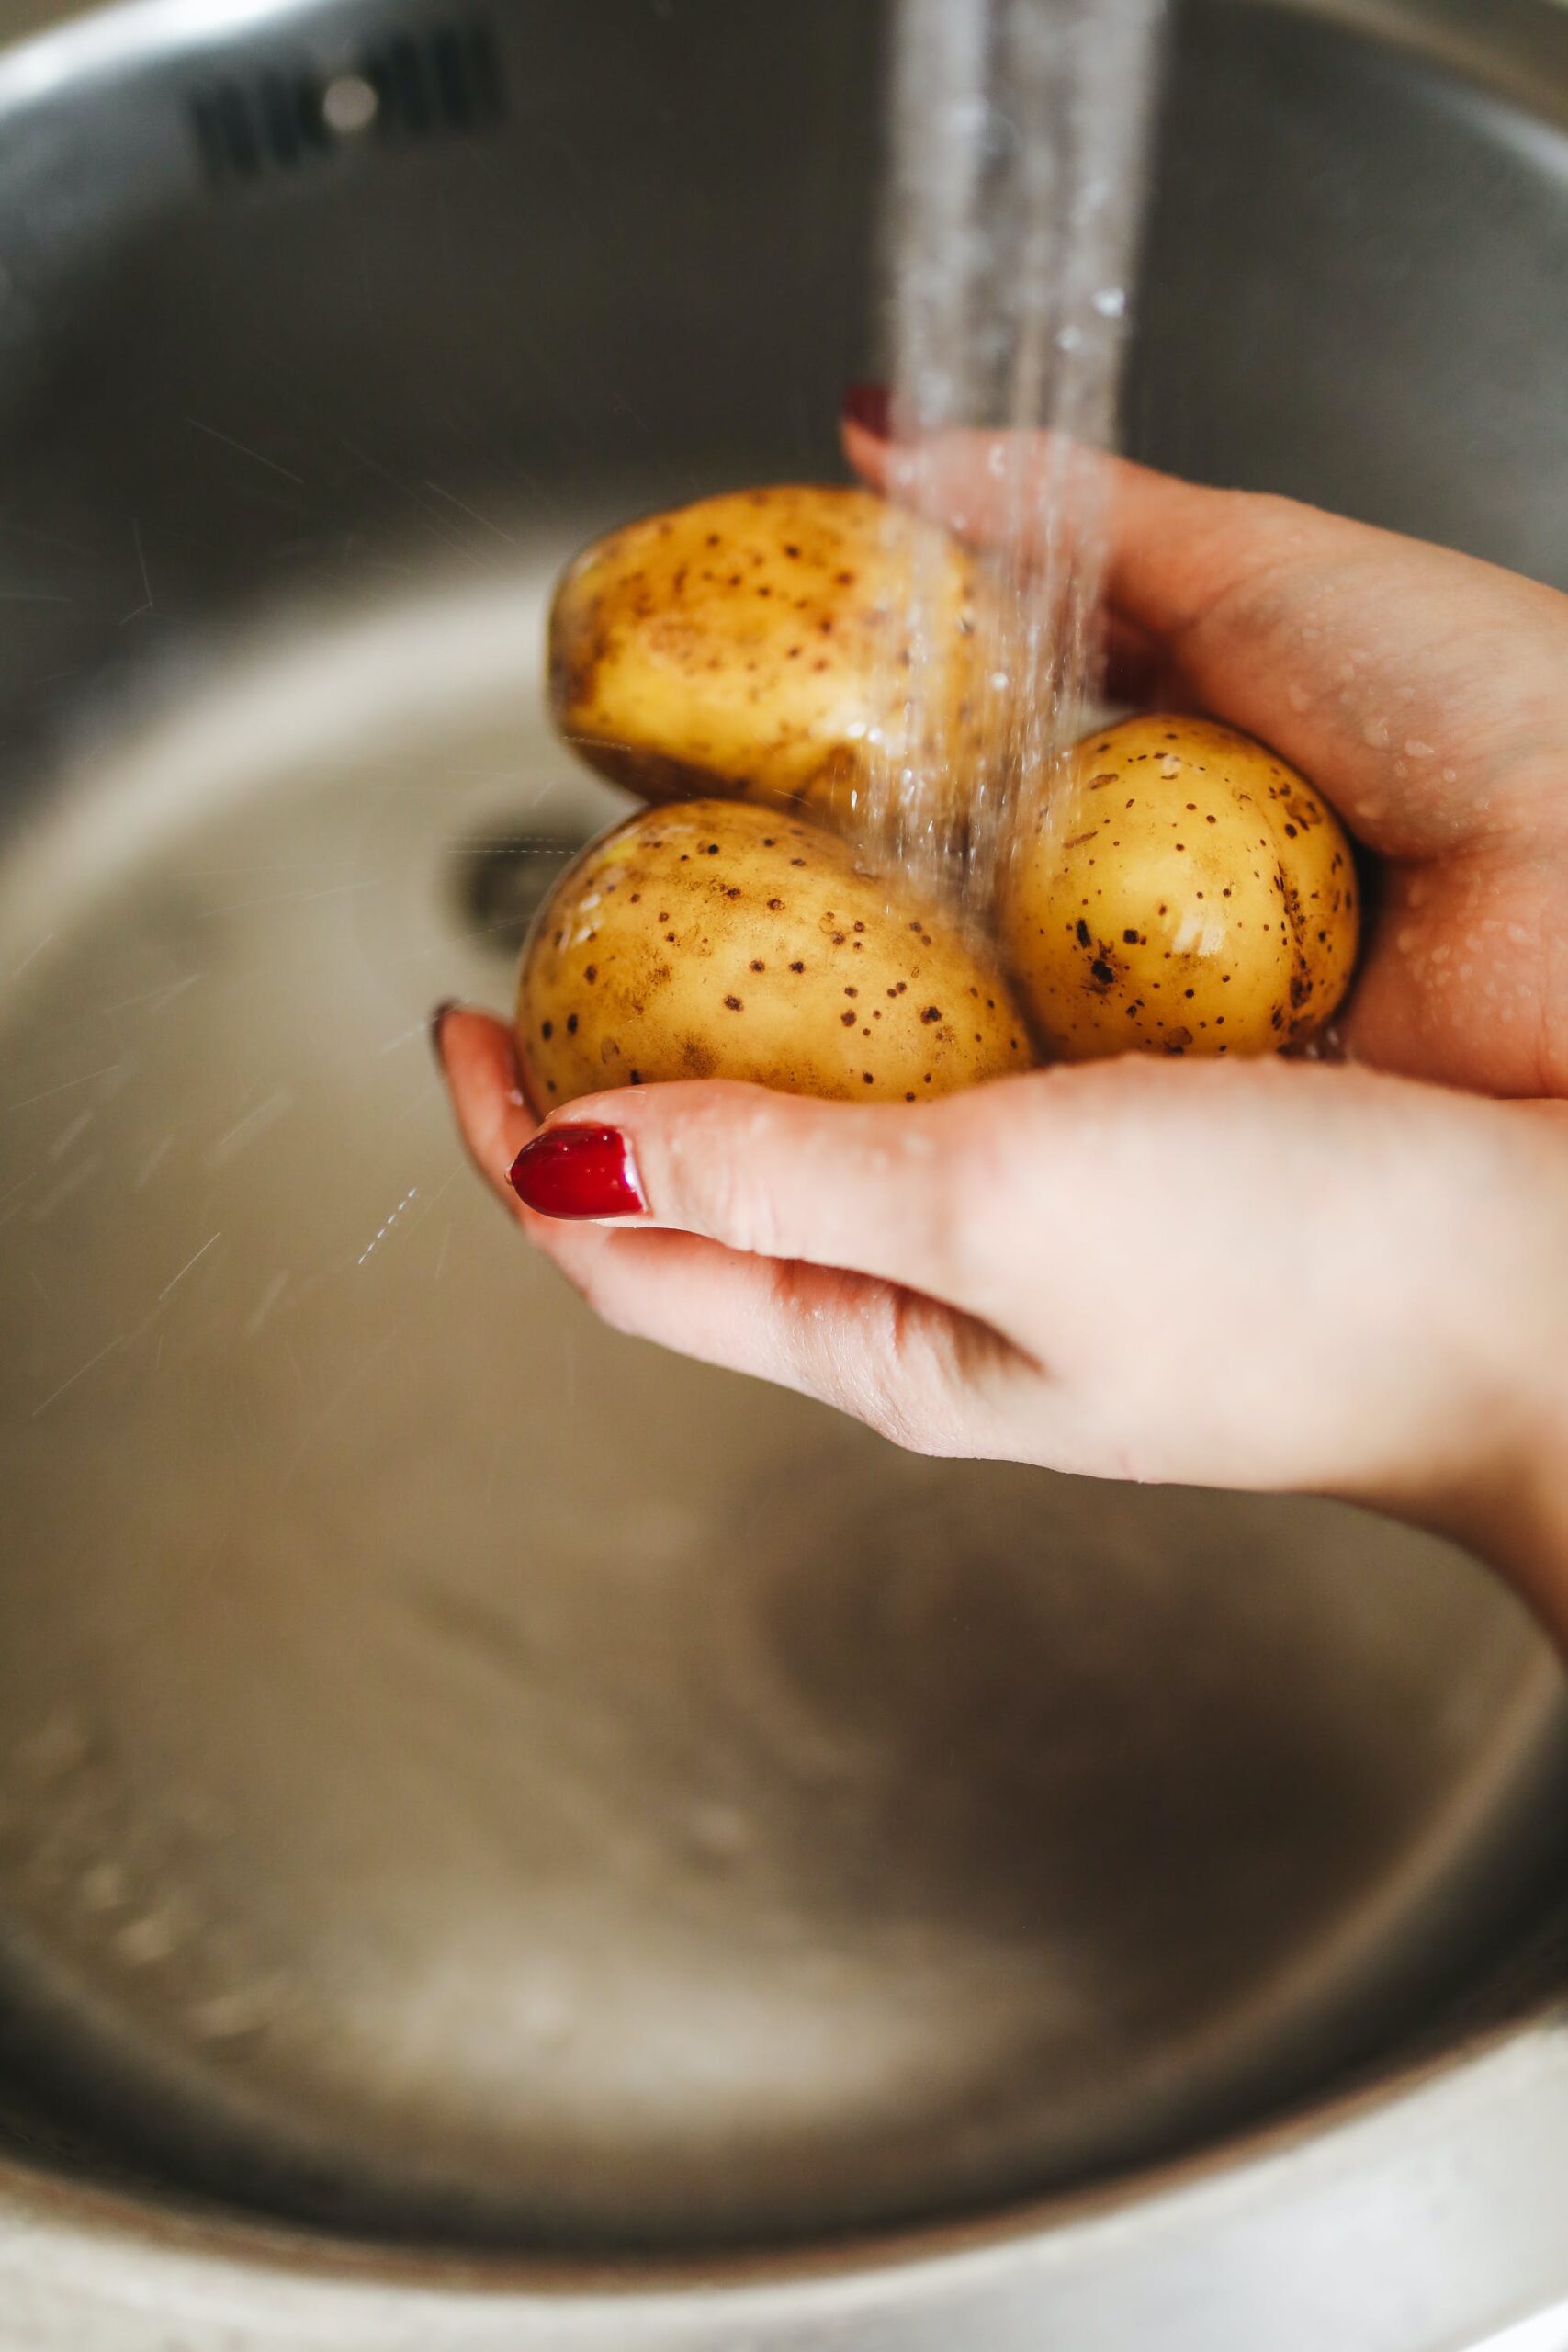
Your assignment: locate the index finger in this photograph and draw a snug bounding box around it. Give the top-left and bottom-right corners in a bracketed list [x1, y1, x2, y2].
[845, 418, 1568, 862]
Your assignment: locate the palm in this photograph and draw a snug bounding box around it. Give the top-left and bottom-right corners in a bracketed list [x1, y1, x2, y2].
[1337, 841, 1565, 1097]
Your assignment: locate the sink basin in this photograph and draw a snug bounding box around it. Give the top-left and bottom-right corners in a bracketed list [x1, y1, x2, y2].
[0, 0, 1565, 2343]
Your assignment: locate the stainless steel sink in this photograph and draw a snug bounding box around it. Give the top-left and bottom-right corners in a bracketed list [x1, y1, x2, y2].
[1, 0, 1567, 2345]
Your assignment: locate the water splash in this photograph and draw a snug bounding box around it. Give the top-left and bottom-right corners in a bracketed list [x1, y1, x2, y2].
[867, 0, 1165, 916]
[357, 1183, 418, 1267]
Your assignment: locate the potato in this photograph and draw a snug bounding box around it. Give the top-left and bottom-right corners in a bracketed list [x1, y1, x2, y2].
[517, 798, 1033, 1110]
[547, 486, 987, 830]
[997, 716, 1358, 1059]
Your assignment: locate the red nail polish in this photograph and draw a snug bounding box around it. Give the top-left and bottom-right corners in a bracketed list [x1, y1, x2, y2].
[842, 381, 891, 440]
[509, 1125, 646, 1219]
[429, 999, 460, 1071]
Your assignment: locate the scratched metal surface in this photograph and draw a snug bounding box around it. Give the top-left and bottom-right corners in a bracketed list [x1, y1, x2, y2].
[0, 0, 1563, 2345]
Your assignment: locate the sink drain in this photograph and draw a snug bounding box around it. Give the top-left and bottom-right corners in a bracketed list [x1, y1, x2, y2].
[452, 823, 592, 958]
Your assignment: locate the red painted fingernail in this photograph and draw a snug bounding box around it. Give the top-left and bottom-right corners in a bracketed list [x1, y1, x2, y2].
[508, 1125, 646, 1219]
[842, 381, 891, 440]
[429, 999, 460, 1071]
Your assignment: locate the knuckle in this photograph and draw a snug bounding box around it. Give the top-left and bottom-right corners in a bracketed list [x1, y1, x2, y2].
[664, 1102, 790, 1258]
[795, 1278, 966, 1457]
[865, 1296, 964, 1453]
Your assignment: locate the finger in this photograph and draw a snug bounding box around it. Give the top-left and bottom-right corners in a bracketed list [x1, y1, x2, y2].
[1101, 609, 1188, 711]
[846, 415, 1202, 622]
[845, 417, 1568, 861]
[512, 1078, 1021, 1317]
[438, 1017, 1032, 1449]
[437, 1018, 1033, 1406]
[435, 1005, 536, 1215]
[525, 1211, 1028, 1455]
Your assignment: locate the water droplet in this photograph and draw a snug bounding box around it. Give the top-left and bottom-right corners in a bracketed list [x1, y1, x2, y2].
[78, 1861, 128, 1913]
[16, 1708, 86, 1784]
[519, 1984, 577, 2050]
[117, 1911, 183, 1964]
[191, 1978, 288, 2041]
[683, 1801, 752, 1870]
[358, 1184, 419, 1266]
[321, 73, 378, 135]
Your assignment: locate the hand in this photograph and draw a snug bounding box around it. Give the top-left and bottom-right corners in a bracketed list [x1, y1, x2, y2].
[436, 432, 1568, 1632]
[846, 413, 1568, 1101]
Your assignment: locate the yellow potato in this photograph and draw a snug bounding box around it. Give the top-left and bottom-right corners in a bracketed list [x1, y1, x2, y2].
[547, 485, 987, 829]
[997, 716, 1358, 1059]
[517, 798, 1033, 1110]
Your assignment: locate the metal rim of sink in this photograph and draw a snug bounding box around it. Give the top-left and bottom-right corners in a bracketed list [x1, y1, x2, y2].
[0, 0, 1566, 2346]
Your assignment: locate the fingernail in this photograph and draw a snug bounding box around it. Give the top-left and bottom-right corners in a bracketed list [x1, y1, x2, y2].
[429, 999, 460, 1070]
[508, 1125, 647, 1220]
[842, 381, 891, 440]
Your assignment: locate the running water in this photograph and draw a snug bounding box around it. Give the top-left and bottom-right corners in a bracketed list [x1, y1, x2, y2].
[864, 0, 1166, 917]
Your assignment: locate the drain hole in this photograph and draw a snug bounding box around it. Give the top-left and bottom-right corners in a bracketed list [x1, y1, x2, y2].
[190, 71, 331, 178]
[365, 21, 504, 137]
[454, 826, 589, 959]
[188, 17, 505, 184]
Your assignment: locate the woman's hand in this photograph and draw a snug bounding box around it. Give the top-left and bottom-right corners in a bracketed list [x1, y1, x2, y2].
[846, 414, 1568, 1101]
[436, 429, 1568, 1631]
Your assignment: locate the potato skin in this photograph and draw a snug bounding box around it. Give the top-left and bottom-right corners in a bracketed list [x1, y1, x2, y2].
[548, 486, 986, 829]
[517, 799, 1032, 1110]
[997, 716, 1359, 1060]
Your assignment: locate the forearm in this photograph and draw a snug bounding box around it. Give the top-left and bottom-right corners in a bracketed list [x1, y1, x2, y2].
[1407, 1200, 1568, 1649]
[1462, 1415, 1568, 1652]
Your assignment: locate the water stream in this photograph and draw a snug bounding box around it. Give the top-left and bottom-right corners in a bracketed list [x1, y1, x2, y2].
[867, 0, 1166, 915]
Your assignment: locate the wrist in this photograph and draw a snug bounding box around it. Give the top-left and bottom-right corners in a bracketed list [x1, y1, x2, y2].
[1368, 1112, 1568, 1644]
[1414, 1317, 1568, 1650]
[1469, 1394, 1568, 1648]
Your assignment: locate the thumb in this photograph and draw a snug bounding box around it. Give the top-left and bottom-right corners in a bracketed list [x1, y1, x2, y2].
[513, 1077, 1010, 1314]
